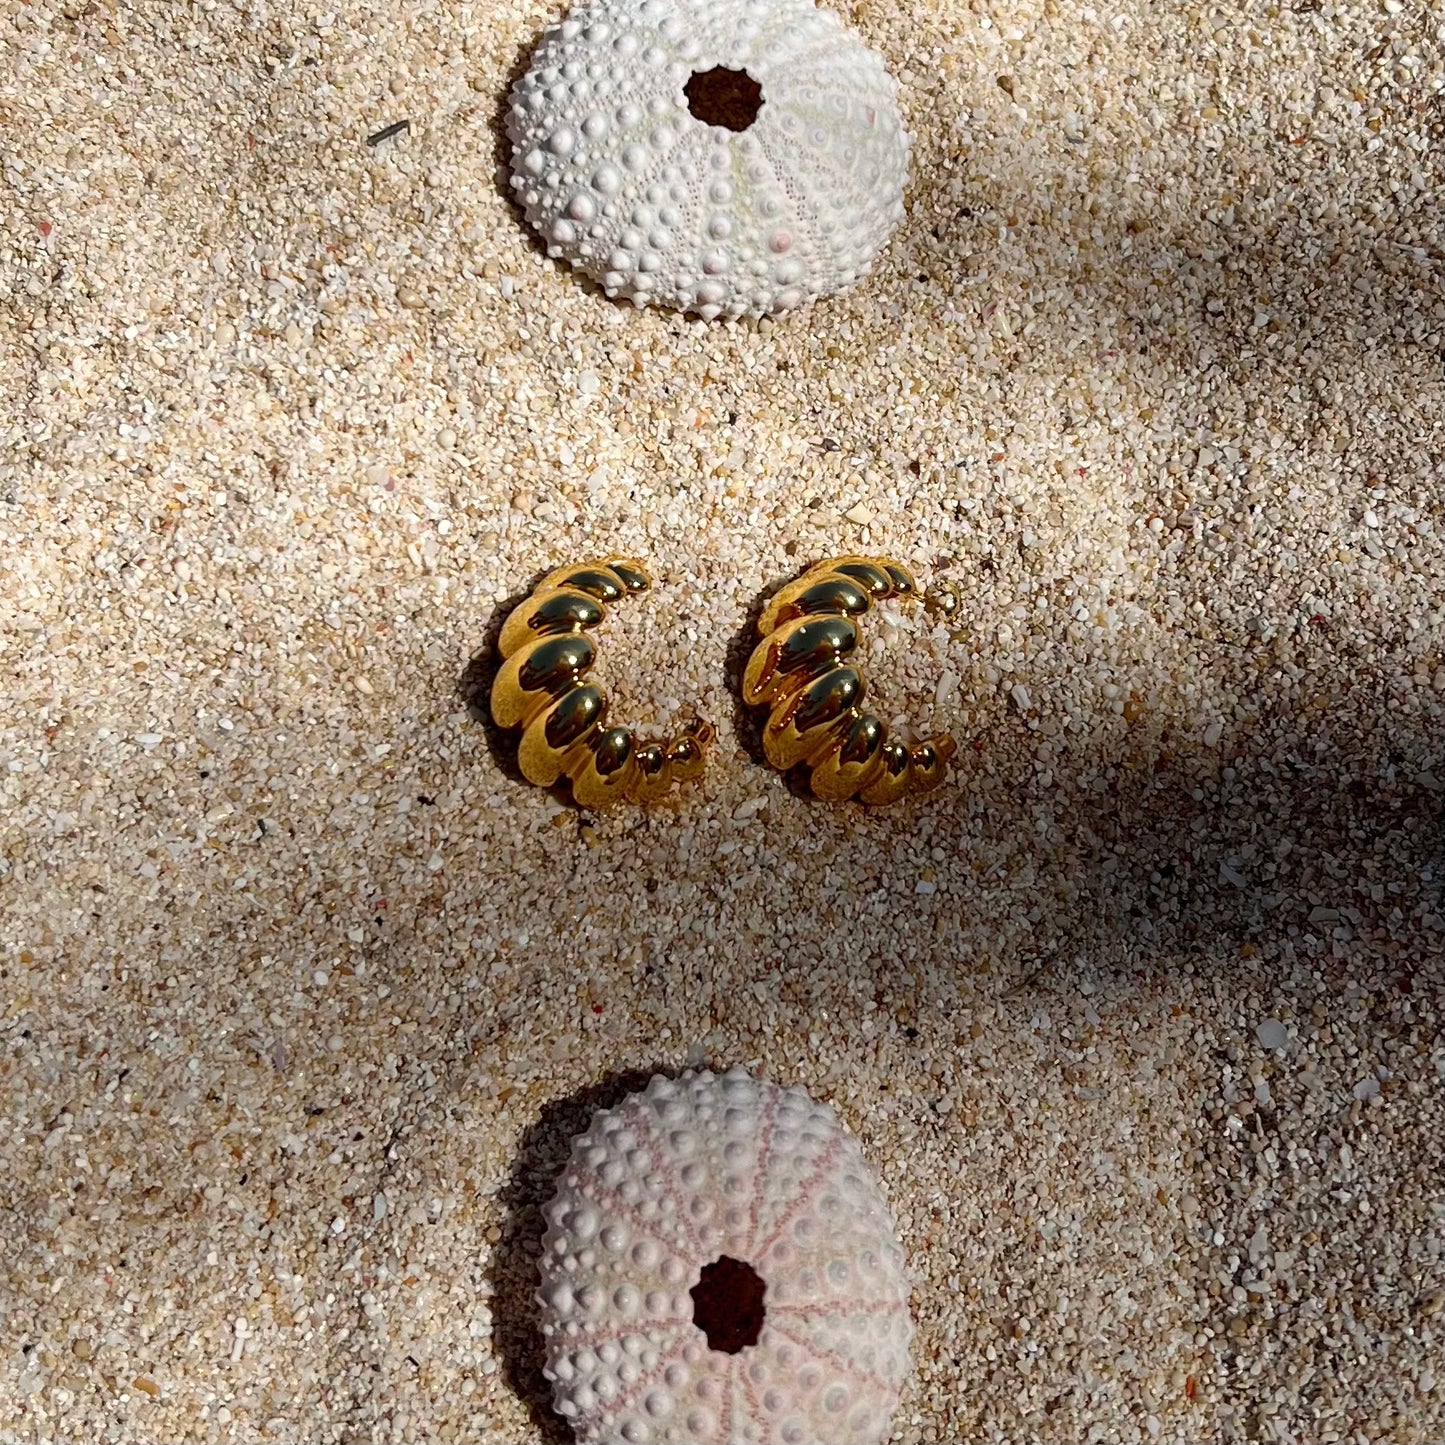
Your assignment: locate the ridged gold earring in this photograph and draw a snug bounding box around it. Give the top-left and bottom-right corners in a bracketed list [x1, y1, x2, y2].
[742, 555, 957, 805]
[491, 558, 715, 808]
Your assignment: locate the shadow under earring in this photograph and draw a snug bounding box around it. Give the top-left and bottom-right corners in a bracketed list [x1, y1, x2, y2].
[742, 555, 957, 805]
[490, 558, 715, 808]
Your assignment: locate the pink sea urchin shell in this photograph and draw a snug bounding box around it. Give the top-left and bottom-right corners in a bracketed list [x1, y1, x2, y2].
[537, 1067, 913, 1444]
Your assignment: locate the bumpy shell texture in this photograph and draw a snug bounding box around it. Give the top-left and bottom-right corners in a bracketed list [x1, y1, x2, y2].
[507, 0, 911, 319]
[537, 1068, 913, 1444]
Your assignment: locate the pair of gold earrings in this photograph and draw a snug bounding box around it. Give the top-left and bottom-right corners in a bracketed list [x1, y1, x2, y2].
[489, 555, 958, 809]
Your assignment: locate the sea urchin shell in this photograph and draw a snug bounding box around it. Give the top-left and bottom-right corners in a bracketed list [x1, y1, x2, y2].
[537, 1068, 914, 1444]
[507, 0, 911, 320]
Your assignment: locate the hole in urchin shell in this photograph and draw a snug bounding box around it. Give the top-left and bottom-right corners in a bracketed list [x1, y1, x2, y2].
[685, 67, 763, 132]
[690, 1255, 766, 1353]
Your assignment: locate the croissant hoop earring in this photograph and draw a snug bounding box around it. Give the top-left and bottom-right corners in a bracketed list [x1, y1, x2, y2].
[491, 558, 716, 808]
[742, 555, 957, 805]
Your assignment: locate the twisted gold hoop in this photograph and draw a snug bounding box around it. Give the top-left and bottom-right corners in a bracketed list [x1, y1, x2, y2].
[742, 556, 957, 805]
[491, 558, 715, 808]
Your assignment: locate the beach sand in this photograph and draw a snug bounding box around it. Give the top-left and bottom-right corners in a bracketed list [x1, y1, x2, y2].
[2, 1, 1442, 1440]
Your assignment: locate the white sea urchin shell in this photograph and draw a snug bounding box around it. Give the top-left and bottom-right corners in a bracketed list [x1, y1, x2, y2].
[537, 1068, 913, 1444]
[507, 0, 911, 319]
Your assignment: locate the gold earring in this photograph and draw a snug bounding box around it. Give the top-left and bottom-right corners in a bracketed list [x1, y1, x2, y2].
[491, 558, 715, 808]
[742, 555, 957, 805]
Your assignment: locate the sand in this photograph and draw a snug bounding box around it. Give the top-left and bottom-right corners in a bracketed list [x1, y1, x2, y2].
[2, 0, 1442, 1441]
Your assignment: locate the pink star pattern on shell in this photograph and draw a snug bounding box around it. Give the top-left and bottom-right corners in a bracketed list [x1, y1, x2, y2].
[537, 1068, 914, 1444]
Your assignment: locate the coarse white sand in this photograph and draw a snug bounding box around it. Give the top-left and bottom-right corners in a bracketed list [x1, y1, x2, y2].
[2, 1, 1442, 1441]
